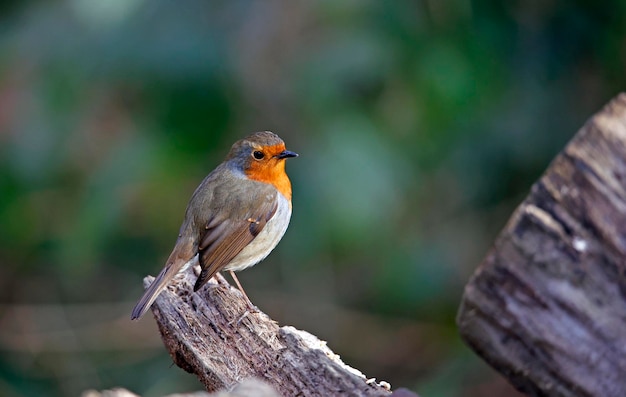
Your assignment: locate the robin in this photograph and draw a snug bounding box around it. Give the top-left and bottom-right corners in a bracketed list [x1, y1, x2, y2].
[131, 131, 298, 320]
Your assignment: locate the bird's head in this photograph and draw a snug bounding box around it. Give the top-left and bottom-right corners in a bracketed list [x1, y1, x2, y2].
[226, 131, 298, 199]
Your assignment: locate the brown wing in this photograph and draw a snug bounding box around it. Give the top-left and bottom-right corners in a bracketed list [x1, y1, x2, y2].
[193, 194, 278, 291]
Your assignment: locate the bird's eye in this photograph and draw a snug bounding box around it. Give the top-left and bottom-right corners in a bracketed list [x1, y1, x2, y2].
[252, 150, 264, 160]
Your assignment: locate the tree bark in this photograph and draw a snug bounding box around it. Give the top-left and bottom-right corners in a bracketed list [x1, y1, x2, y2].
[457, 93, 626, 397]
[145, 270, 394, 397]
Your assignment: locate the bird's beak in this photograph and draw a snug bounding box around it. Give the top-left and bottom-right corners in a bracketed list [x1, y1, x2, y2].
[276, 150, 299, 159]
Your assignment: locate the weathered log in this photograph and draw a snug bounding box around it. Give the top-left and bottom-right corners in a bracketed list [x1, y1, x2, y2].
[457, 93, 626, 397]
[144, 269, 396, 396]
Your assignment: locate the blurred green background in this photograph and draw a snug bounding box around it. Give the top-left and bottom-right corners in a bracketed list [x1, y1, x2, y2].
[0, 1, 624, 396]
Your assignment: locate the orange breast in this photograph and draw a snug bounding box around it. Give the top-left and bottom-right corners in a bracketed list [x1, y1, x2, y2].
[245, 159, 293, 200]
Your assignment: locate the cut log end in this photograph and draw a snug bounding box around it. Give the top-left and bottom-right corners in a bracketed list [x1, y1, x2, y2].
[457, 93, 626, 397]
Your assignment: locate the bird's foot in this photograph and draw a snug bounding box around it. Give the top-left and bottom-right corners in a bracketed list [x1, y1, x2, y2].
[235, 305, 261, 326]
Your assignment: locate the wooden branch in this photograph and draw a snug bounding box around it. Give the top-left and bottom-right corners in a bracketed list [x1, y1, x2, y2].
[145, 269, 396, 396]
[457, 93, 626, 397]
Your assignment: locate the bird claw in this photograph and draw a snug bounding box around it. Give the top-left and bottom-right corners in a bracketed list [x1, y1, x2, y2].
[236, 310, 250, 326]
[235, 306, 260, 326]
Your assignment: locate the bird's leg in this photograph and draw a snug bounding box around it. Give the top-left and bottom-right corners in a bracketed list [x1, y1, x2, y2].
[214, 272, 229, 287]
[229, 270, 258, 312]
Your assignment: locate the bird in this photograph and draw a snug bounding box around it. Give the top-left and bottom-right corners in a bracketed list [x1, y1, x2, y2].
[131, 131, 298, 320]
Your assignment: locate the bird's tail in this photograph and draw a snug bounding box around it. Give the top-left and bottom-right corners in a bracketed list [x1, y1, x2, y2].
[130, 255, 196, 320]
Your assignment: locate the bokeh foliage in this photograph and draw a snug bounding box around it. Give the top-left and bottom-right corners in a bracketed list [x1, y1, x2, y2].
[0, 1, 624, 396]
